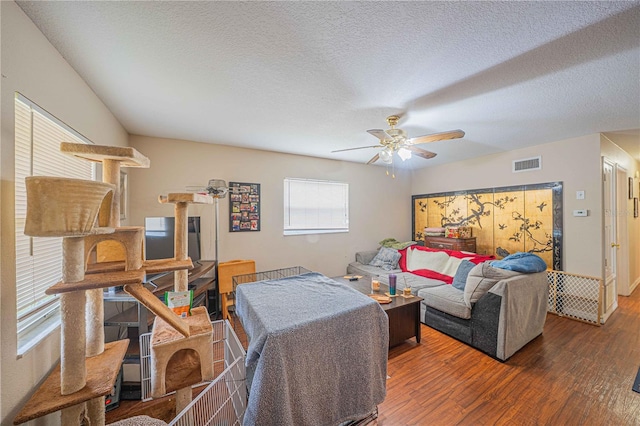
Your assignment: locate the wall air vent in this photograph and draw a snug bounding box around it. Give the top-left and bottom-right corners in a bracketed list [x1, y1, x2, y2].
[513, 156, 542, 173]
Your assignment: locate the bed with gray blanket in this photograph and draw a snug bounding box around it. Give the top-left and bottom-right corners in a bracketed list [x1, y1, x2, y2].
[236, 272, 388, 426]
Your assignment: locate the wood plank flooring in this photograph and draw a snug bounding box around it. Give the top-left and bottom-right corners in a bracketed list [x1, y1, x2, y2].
[107, 288, 640, 425]
[376, 288, 640, 425]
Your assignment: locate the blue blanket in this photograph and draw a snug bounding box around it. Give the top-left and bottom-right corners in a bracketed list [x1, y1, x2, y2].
[491, 252, 547, 273]
[236, 272, 388, 426]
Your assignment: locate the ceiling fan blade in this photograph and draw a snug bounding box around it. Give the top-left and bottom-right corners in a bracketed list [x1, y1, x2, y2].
[367, 153, 380, 164]
[185, 185, 208, 193]
[367, 129, 392, 140]
[407, 129, 465, 145]
[405, 145, 437, 159]
[331, 145, 381, 153]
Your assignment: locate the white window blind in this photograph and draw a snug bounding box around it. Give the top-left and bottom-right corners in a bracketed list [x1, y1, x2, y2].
[14, 94, 94, 348]
[283, 178, 349, 235]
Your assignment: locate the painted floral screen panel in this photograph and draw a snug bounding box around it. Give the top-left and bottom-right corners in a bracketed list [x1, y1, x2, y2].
[412, 182, 562, 270]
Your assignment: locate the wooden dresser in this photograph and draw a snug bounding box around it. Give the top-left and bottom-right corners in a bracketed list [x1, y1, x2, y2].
[425, 236, 477, 253]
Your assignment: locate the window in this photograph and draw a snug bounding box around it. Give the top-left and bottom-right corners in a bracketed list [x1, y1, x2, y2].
[283, 178, 349, 235]
[14, 94, 95, 355]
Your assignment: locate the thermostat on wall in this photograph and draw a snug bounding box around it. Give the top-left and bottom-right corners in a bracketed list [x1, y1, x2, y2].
[573, 209, 588, 217]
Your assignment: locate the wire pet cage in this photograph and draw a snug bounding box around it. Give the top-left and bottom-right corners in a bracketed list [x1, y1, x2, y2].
[232, 266, 312, 287]
[224, 266, 312, 325]
[139, 319, 247, 425]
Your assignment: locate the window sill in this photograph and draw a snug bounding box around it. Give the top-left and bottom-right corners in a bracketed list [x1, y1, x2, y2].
[17, 310, 61, 358]
[284, 229, 349, 236]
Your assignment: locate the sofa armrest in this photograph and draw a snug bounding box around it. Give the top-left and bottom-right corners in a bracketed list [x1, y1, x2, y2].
[488, 271, 548, 360]
[355, 250, 379, 265]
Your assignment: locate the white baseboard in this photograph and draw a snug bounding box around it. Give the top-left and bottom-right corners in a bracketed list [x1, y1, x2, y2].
[601, 300, 619, 324]
[630, 276, 640, 295]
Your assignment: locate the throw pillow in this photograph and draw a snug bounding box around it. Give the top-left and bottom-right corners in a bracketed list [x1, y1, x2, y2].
[369, 247, 401, 271]
[452, 259, 475, 291]
[463, 262, 520, 307]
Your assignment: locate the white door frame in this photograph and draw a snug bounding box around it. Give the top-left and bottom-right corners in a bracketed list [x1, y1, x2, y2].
[602, 158, 618, 322]
[616, 165, 630, 296]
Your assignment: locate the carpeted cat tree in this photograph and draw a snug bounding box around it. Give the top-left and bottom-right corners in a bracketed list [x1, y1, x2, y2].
[14, 145, 214, 425]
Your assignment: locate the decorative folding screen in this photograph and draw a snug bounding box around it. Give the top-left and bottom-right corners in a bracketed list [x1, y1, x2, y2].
[412, 182, 563, 270]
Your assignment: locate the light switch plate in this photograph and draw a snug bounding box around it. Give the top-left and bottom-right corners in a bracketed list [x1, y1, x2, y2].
[576, 191, 585, 200]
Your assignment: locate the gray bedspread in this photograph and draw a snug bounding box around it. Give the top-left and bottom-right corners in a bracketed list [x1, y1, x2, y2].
[236, 272, 388, 426]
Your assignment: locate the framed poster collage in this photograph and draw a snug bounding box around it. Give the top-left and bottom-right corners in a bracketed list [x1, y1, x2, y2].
[229, 182, 260, 232]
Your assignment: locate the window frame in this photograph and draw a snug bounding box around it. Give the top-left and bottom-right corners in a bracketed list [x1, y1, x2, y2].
[283, 177, 349, 236]
[14, 93, 95, 356]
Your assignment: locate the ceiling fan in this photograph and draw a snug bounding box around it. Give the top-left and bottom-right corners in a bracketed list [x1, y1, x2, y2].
[332, 115, 465, 165]
[186, 179, 248, 198]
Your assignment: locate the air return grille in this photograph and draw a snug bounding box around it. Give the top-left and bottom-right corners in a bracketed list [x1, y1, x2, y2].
[513, 156, 542, 172]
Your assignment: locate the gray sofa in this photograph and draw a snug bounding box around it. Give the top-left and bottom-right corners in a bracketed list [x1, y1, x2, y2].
[347, 249, 549, 361]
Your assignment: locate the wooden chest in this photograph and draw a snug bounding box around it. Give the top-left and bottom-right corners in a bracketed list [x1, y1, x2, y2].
[425, 236, 476, 253]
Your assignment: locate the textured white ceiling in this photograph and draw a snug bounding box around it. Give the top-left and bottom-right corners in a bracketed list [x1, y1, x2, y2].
[16, 1, 640, 167]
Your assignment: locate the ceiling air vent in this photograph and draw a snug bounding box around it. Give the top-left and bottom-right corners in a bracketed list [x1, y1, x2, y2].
[512, 156, 542, 173]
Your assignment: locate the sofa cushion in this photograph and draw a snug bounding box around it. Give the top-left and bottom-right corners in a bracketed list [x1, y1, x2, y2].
[347, 262, 401, 277]
[369, 247, 401, 271]
[377, 272, 444, 294]
[464, 262, 520, 308]
[419, 285, 471, 319]
[452, 259, 475, 291]
[355, 250, 379, 265]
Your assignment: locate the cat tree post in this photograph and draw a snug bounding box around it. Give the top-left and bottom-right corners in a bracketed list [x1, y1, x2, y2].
[60, 236, 88, 424]
[157, 193, 214, 415]
[85, 158, 118, 358]
[174, 201, 189, 292]
[175, 199, 196, 413]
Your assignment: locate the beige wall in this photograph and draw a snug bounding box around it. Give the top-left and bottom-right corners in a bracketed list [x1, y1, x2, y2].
[409, 134, 604, 277]
[0, 2, 128, 424]
[600, 135, 640, 294]
[129, 135, 412, 278]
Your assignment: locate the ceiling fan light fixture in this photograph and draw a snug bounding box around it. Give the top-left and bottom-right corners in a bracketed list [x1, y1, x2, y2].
[207, 179, 229, 198]
[398, 147, 412, 161]
[379, 148, 393, 164]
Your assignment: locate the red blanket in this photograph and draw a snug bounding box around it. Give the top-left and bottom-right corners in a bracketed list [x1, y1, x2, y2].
[398, 245, 494, 284]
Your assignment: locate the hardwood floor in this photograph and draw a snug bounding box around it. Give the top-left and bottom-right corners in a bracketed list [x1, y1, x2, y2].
[376, 289, 640, 425]
[107, 289, 640, 425]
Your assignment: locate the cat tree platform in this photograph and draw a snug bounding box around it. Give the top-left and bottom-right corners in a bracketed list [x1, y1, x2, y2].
[158, 193, 213, 205]
[45, 270, 145, 295]
[83, 258, 193, 275]
[143, 258, 193, 274]
[13, 339, 129, 425]
[24, 177, 115, 237]
[60, 143, 150, 168]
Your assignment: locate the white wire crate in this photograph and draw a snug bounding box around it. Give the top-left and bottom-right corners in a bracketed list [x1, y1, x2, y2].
[139, 319, 247, 425]
[231, 265, 312, 287]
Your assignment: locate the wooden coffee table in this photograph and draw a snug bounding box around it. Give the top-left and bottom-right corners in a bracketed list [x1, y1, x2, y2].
[333, 276, 423, 347]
